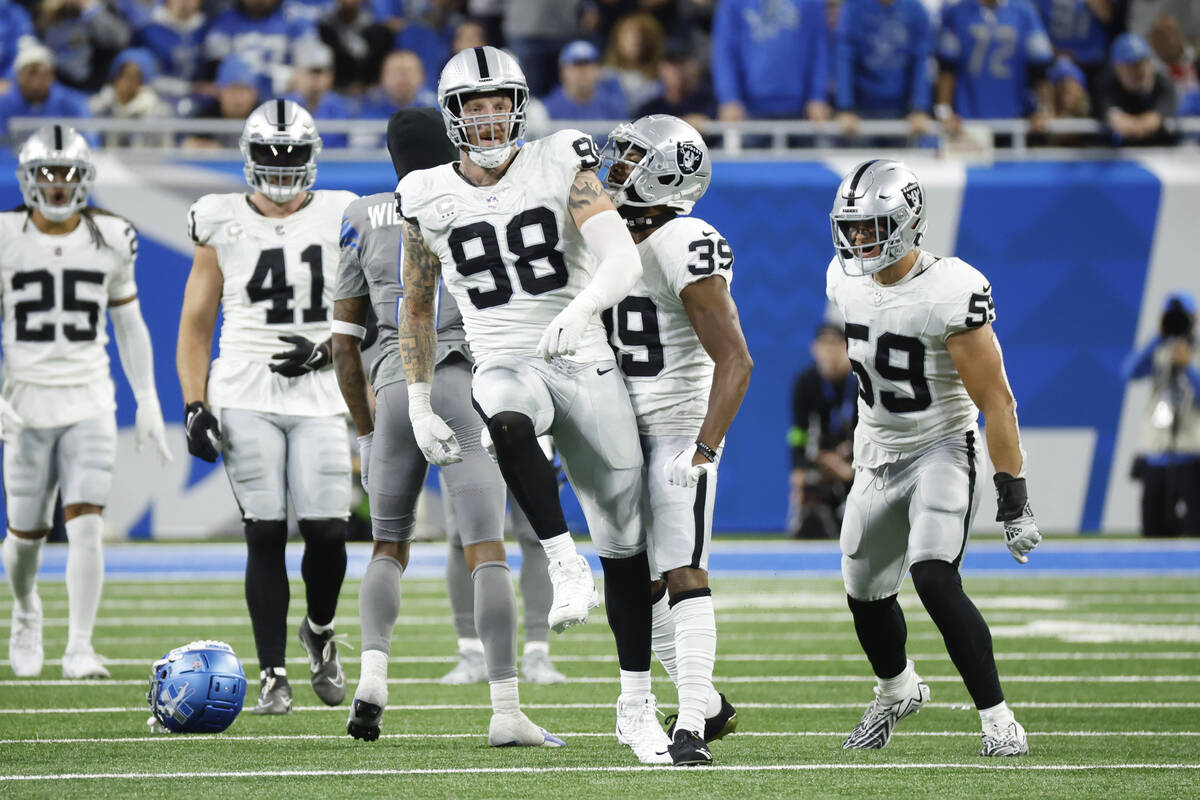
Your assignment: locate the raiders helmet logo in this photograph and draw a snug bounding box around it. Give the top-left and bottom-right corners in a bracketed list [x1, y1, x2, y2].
[676, 142, 703, 175]
[902, 181, 923, 211]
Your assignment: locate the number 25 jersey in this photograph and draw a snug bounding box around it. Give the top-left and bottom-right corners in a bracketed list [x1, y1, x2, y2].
[188, 190, 357, 416]
[826, 250, 996, 468]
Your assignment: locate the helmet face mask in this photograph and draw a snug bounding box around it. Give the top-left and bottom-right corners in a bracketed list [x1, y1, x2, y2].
[830, 159, 927, 277]
[600, 115, 710, 214]
[17, 125, 95, 223]
[438, 47, 529, 169]
[240, 99, 321, 204]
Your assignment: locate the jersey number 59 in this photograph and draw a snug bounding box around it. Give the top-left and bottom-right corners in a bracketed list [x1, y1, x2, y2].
[844, 324, 932, 413]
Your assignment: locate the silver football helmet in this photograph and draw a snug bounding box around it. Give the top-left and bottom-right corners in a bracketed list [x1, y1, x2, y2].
[600, 114, 711, 214]
[17, 124, 95, 223]
[437, 46, 528, 169]
[830, 159, 927, 276]
[240, 99, 321, 203]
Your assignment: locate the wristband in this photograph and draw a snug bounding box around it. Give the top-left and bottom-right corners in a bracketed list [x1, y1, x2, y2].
[695, 440, 718, 463]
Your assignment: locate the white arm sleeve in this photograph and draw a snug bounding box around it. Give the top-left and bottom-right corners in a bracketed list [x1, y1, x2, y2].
[109, 299, 159, 405]
[572, 209, 643, 315]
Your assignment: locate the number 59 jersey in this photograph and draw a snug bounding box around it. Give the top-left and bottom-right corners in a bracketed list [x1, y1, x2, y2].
[826, 250, 996, 468]
[188, 190, 357, 416]
[397, 130, 613, 365]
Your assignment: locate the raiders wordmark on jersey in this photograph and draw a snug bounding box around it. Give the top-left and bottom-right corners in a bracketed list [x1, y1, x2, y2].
[188, 189, 357, 416]
[0, 209, 138, 428]
[825, 249, 996, 468]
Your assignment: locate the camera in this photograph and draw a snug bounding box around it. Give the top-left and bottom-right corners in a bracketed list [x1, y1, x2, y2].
[1161, 298, 1195, 341]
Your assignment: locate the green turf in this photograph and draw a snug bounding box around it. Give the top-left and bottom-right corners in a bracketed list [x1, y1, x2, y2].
[1, 574, 1198, 799]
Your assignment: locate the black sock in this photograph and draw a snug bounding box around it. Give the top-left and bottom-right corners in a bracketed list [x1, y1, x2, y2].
[599, 551, 652, 672]
[485, 411, 567, 540]
[244, 520, 289, 671]
[911, 559, 1004, 709]
[299, 519, 347, 628]
[847, 593, 909, 679]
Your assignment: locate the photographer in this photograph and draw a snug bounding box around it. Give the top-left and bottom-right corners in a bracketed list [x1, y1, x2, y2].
[1124, 292, 1200, 537]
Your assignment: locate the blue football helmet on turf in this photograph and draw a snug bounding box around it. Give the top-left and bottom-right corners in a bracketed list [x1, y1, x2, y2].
[147, 640, 247, 733]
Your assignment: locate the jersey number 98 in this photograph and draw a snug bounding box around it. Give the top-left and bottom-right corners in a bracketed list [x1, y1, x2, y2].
[447, 206, 568, 310]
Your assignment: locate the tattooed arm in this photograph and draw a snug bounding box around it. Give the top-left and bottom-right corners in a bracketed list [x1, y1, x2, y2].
[397, 219, 441, 385]
[567, 169, 619, 229]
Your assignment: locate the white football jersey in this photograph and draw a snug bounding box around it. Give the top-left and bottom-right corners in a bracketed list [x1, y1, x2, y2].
[607, 216, 733, 436]
[0, 208, 138, 428]
[397, 129, 611, 365]
[826, 250, 996, 468]
[188, 190, 357, 416]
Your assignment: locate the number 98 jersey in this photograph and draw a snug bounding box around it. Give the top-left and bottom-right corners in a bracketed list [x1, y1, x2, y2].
[826, 250, 996, 468]
[188, 190, 357, 416]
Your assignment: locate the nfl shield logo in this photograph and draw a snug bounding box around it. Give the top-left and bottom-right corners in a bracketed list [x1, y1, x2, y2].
[274, 225, 286, 236]
[486, 195, 499, 209]
[901, 182, 923, 211]
[54, 247, 62, 256]
[676, 143, 703, 175]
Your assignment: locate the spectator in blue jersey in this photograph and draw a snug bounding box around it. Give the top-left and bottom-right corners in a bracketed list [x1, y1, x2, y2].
[201, 0, 316, 94]
[834, 0, 934, 138]
[543, 40, 629, 121]
[359, 49, 435, 120]
[0, 1, 34, 89]
[1096, 32, 1177, 145]
[318, 0, 394, 93]
[286, 42, 352, 147]
[633, 47, 717, 128]
[1034, 0, 1116, 98]
[184, 52, 262, 148]
[89, 48, 173, 147]
[935, 0, 1054, 136]
[0, 42, 93, 148]
[40, 0, 133, 93]
[712, 0, 832, 123]
[136, 0, 207, 105]
[392, 1, 460, 94]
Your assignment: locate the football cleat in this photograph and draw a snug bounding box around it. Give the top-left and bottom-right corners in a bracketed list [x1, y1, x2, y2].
[9, 595, 44, 677]
[298, 619, 347, 705]
[546, 554, 599, 633]
[842, 676, 930, 750]
[668, 728, 713, 766]
[62, 647, 110, 679]
[439, 648, 487, 685]
[616, 694, 672, 764]
[981, 719, 1029, 757]
[665, 692, 739, 743]
[347, 698, 384, 742]
[488, 710, 566, 747]
[250, 667, 292, 715]
[521, 649, 568, 685]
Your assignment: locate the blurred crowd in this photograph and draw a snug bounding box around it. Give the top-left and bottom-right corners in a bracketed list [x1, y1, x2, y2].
[2, 0, 1200, 149]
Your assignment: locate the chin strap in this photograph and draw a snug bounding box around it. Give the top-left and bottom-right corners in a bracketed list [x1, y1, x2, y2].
[620, 207, 677, 233]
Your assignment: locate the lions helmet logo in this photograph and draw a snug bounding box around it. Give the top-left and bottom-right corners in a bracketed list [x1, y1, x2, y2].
[676, 142, 703, 175]
[901, 181, 923, 212]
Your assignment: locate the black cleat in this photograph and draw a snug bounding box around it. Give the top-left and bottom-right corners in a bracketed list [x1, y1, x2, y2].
[668, 729, 713, 766]
[665, 693, 739, 743]
[298, 619, 347, 706]
[347, 699, 383, 742]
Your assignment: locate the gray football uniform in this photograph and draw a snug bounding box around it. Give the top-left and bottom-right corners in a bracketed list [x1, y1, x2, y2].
[826, 250, 993, 600]
[336, 193, 505, 544]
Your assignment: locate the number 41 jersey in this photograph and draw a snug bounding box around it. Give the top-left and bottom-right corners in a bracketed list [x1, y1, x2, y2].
[826, 250, 996, 468]
[188, 190, 357, 416]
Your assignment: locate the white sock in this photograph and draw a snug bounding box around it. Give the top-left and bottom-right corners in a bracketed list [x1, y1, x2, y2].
[458, 637, 484, 654]
[877, 659, 917, 701]
[619, 668, 652, 701]
[979, 701, 1014, 728]
[357, 649, 389, 706]
[3, 533, 44, 612]
[672, 594, 717, 737]
[704, 687, 723, 718]
[650, 589, 677, 683]
[490, 676, 520, 714]
[64, 514, 104, 653]
[308, 617, 335, 635]
[540, 532, 577, 562]
[523, 640, 549, 656]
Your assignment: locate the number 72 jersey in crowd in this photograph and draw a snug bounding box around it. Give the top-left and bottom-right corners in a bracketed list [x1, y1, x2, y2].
[0, 208, 138, 428]
[825, 250, 996, 469]
[605, 216, 734, 437]
[188, 190, 357, 416]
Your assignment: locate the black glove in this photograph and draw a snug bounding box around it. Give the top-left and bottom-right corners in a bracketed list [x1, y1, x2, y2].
[184, 401, 222, 463]
[269, 335, 331, 378]
[993, 472, 1029, 522]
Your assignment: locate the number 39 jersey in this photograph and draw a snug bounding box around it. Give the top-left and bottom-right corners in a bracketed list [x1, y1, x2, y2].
[188, 190, 357, 416]
[826, 250, 996, 468]
[606, 217, 734, 436]
[397, 129, 612, 365]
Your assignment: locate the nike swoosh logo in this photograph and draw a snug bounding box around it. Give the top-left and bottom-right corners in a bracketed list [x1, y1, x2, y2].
[328, 674, 345, 688]
[701, 229, 717, 237]
[597, 367, 614, 375]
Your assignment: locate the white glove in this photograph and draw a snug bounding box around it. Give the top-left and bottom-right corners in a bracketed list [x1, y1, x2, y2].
[995, 473, 1041, 564]
[135, 402, 173, 464]
[665, 444, 716, 488]
[536, 301, 593, 361]
[357, 432, 373, 491]
[407, 382, 461, 466]
[0, 395, 25, 442]
[479, 426, 497, 463]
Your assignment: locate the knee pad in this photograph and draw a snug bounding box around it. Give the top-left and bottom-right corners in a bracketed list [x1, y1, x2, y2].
[487, 411, 536, 454]
[910, 559, 962, 600]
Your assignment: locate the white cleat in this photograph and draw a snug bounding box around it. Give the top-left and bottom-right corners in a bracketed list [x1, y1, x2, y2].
[488, 710, 566, 747]
[521, 649, 568, 684]
[616, 694, 672, 764]
[981, 719, 1029, 756]
[62, 647, 110, 679]
[546, 554, 599, 633]
[9, 594, 44, 677]
[843, 666, 930, 750]
[439, 648, 488, 685]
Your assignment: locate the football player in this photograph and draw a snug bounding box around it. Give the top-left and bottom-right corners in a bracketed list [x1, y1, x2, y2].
[332, 106, 562, 747]
[176, 99, 356, 715]
[599, 115, 751, 766]
[826, 159, 1041, 756]
[2, 125, 171, 679]
[396, 46, 670, 763]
